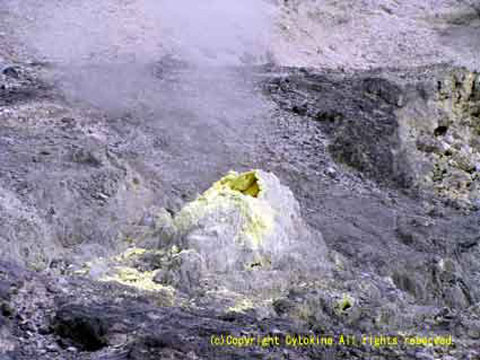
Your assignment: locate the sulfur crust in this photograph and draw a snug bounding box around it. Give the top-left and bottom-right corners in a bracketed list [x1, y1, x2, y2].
[174, 170, 275, 248]
[113, 247, 147, 262]
[227, 298, 255, 313]
[100, 266, 175, 295]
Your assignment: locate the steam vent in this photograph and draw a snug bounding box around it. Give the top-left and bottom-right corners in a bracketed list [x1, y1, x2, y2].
[73, 170, 330, 308]
[173, 170, 330, 285]
[86, 170, 330, 296]
[2, 0, 480, 358]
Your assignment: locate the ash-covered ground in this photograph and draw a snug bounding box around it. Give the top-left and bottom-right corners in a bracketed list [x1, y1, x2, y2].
[0, 1, 479, 359]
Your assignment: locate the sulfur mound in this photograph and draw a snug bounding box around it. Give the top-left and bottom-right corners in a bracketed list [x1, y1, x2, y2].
[83, 170, 331, 297]
[172, 170, 330, 282]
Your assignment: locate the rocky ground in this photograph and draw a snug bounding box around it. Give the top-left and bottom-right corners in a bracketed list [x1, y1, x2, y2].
[1, 1, 480, 359]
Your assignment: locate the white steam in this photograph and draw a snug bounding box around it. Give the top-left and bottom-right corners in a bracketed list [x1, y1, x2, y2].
[7, 0, 274, 67]
[5, 0, 277, 190]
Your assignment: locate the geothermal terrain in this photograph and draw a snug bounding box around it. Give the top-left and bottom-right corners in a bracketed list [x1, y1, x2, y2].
[0, 1, 480, 359]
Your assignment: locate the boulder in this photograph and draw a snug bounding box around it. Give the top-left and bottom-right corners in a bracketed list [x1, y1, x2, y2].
[173, 169, 330, 278]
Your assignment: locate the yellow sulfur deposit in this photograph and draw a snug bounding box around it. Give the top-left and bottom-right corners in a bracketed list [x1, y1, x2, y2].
[113, 247, 147, 262]
[174, 170, 275, 248]
[223, 170, 261, 197]
[335, 293, 355, 315]
[227, 298, 255, 313]
[100, 266, 174, 295]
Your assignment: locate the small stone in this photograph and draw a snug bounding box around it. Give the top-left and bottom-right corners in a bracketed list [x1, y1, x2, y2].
[153, 269, 174, 285]
[38, 326, 51, 335]
[186, 351, 199, 360]
[1, 302, 14, 317]
[107, 333, 127, 346]
[66, 346, 77, 353]
[2, 66, 19, 78]
[325, 166, 337, 178]
[45, 344, 59, 352]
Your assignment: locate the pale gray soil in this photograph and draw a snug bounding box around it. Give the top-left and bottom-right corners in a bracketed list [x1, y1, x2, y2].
[272, 0, 480, 70]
